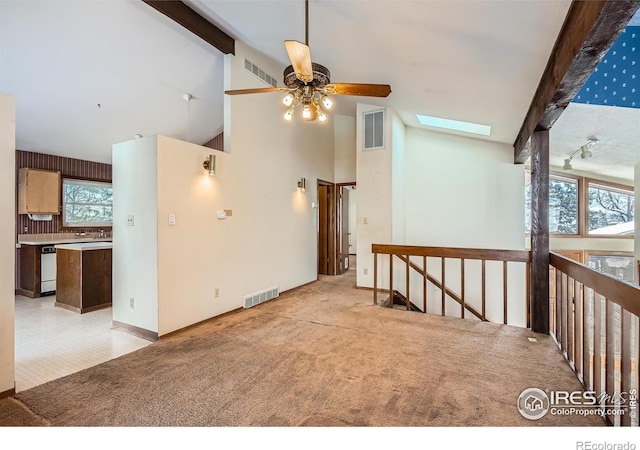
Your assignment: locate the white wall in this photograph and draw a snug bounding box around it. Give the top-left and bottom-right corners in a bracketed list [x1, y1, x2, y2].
[391, 112, 406, 244]
[156, 137, 236, 334]
[404, 128, 524, 248]
[0, 92, 15, 394]
[112, 135, 159, 334]
[334, 114, 356, 183]
[113, 40, 334, 337]
[356, 104, 393, 288]
[403, 128, 526, 325]
[225, 41, 334, 299]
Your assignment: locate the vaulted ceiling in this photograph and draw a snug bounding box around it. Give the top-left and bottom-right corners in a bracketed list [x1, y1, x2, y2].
[1, 0, 638, 183]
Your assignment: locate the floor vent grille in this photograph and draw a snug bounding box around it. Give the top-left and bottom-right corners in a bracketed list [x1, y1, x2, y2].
[243, 286, 279, 308]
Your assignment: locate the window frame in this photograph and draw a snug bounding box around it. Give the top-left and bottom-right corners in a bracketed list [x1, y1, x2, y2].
[584, 178, 634, 239]
[525, 170, 583, 237]
[61, 177, 113, 229]
[525, 170, 633, 239]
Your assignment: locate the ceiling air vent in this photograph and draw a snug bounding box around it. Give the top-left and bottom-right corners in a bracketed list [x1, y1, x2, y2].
[244, 59, 278, 87]
[363, 109, 385, 150]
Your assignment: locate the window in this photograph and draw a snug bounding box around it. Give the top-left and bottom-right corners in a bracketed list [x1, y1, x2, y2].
[525, 171, 633, 238]
[525, 172, 579, 235]
[587, 252, 635, 283]
[62, 178, 113, 228]
[587, 181, 634, 236]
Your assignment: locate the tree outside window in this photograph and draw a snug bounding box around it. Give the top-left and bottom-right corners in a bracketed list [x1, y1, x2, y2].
[588, 182, 634, 236]
[525, 172, 578, 235]
[62, 178, 112, 228]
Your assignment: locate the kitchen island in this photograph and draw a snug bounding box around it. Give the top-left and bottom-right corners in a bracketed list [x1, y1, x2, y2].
[55, 242, 112, 313]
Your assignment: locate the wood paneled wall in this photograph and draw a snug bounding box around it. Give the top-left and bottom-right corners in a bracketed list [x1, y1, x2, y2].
[202, 132, 223, 151]
[16, 150, 112, 235]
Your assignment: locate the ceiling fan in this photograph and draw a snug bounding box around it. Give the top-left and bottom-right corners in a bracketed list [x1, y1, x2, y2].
[224, 0, 392, 122]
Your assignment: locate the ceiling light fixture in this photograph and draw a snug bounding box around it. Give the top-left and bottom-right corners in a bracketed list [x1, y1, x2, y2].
[281, 76, 334, 123]
[562, 138, 598, 170]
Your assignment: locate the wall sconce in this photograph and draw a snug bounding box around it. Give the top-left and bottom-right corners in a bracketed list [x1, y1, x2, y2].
[203, 154, 216, 175]
[297, 177, 306, 192]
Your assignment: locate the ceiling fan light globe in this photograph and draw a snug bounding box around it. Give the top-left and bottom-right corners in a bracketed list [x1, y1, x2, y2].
[318, 111, 327, 122]
[282, 93, 294, 106]
[302, 105, 311, 119]
[322, 95, 333, 110]
[284, 109, 293, 121]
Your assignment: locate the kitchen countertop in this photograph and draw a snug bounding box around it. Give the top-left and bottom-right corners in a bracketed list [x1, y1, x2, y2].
[18, 238, 112, 246]
[55, 242, 113, 251]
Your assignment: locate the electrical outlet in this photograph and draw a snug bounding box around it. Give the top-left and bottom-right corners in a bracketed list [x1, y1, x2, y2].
[129, 297, 135, 309]
[363, 268, 368, 275]
[127, 215, 135, 226]
[214, 288, 220, 298]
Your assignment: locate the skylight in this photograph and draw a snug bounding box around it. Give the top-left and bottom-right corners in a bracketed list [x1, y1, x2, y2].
[416, 114, 492, 136]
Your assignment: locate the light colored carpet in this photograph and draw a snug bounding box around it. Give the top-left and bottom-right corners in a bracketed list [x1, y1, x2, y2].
[5, 267, 602, 426]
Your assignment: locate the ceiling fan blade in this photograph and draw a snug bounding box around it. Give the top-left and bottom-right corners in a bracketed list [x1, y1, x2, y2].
[326, 83, 392, 98]
[284, 40, 313, 83]
[224, 87, 284, 95]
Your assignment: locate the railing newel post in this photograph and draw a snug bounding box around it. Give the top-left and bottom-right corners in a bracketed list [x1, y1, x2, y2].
[373, 251, 378, 306]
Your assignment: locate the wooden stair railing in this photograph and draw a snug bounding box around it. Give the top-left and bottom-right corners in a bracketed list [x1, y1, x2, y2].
[372, 244, 531, 326]
[549, 252, 640, 427]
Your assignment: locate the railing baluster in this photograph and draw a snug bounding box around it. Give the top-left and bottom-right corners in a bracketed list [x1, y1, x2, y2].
[481, 259, 486, 321]
[389, 255, 393, 309]
[594, 294, 604, 414]
[584, 287, 594, 392]
[441, 257, 446, 316]
[605, 299, 617, 425]
[503, 261, 508, 325]
[526, 261, 531, 329]
[620, 308, 633, 426]
[556, 274, 569, 355]
[423, 256, 427, 313]
[373, 252, 378, 305]
[405, 255, 410, 311]
[568, 276, 575, 367]
[575, 282, 583, 379]
[461, 258, 465, 319]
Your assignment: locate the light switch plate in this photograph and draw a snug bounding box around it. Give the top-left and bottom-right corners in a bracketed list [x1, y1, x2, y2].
[168, 213, 176, 226]
[127, 215, 135, 226]
[217, 210, 227, 220]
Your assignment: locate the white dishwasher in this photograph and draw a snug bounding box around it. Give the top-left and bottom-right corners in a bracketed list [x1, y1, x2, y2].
[40, 246, 57, 295]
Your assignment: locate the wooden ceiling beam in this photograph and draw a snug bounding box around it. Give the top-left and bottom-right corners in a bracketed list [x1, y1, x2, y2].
[143, 1, 235, 55]
[513, 0, 640, 164]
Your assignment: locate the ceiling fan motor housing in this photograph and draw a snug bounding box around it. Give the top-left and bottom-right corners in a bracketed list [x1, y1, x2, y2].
[284, 62, 331, 89]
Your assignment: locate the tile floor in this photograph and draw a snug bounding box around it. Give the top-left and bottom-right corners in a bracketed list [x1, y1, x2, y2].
[14, 294, 152, 392]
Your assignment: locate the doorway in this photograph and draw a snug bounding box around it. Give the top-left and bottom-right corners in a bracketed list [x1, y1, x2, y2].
[317, 180, 355, 276]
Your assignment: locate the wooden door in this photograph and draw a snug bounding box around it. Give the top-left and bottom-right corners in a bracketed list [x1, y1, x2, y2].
[337, 186, 350, 274]
[317, 182, 335, 275]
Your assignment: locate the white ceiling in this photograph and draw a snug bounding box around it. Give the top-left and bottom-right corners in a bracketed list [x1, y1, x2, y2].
[2, 0, 637, 182]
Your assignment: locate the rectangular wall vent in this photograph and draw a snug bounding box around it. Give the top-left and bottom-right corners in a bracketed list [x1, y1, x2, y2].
[244, 59, 278, 87]
[363, 109, 385, 150]
[243, 286, 279, 309]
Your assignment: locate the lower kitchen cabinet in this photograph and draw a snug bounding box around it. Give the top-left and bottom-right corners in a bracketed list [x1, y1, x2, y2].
[55, 243, 112, 313]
